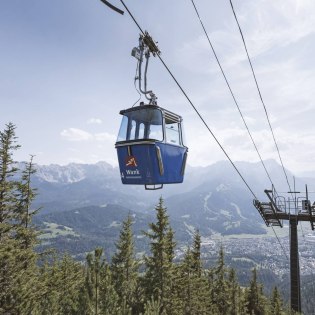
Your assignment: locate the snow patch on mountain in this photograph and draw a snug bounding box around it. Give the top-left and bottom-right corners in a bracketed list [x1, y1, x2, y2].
[224, 221, 241, 231]
[108, 221, 121, 228]
[34, 161, 115, 184]
[35, 164, 86, 183]
[203, 192, 212, 213]
[206, 216, 218, 221]
[184, 221, 195, 236]
[220, 209, 232, 219]
[216, 184, 229, 192]
[231, 202, 246, 219]
[181, 214, 190, 218]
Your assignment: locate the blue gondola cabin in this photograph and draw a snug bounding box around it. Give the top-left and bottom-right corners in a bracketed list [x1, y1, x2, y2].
[115, 104, 188, 189]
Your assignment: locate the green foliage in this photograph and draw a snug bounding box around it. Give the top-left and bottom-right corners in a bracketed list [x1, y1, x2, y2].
[111, 214, 138, 313]
[270, 286, 285, 315]
[0, 123, 40, 314]
[0, 123, 295, 315]
[191, 229, 202, 277]
[244, 268, 268, 315]
[77, 248, 119, 315]
[143, 197, 177, 314]
[178, 246, 211, 314]
[38, 258, 64, 314]
[227, 268, 239, 315]
[211, 245, 230, 314]
[0, 122, 20, 227]
[143, 297, 162, 315]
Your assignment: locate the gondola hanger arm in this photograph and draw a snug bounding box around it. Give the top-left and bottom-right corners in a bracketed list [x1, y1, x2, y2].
[99, 0, 124, 15]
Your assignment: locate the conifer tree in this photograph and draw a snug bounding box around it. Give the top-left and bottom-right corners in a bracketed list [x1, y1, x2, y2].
[191, 229, 202, 277]
[237, 286, 248, 315]
[270, 286, 284, 315]
[227, 268, 239, 315]
[16, 156, 37, 229]
[144, 197, 176, 314]
[212, 245, 229, 314]
[179, 246, 210, 314]
[0, 122, 20, 230]
[78, 277, 92, 315]
[181, 247, 194, 314]
[111, 214, 138, 313]
[143, 296, 162, 315]
[86, 248, 104, 314]
[79, 248, 119, 315]
[13, 157, 41, 313]
[0, 123, 40, 314]
[245, 268, 266, 315]
[99, 263, 120, 315]
[177, 229, 214, 314]
[37, 257, 62, 314]
[132, 277, 146, 315]
[57, 254, 85, 314]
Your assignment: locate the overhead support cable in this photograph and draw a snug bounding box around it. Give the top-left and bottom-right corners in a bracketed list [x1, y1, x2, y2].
[189, 0, 288, 260]
[228, 0, 293, 195]
[99, 0, 291, 263]
[271, 225, 289, 261]
[99, 0, 124, 15]
[190, 0, 275, 189]
[228, 2, 297, 264]
[118, 0, 258, 200]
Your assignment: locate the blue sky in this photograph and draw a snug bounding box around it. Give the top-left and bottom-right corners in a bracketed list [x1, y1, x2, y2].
[1, 0, 315, 176]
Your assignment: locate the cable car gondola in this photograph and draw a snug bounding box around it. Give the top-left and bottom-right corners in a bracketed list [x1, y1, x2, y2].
[115, 32, 188, 190]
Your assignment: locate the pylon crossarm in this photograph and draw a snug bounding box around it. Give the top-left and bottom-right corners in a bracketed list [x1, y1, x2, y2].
[305, 185, 315, 230]
[309, 204, 315, 230]
[254, 185, 315, 313]
[253, 199, 271, 227]
[264, 190, 283, 227]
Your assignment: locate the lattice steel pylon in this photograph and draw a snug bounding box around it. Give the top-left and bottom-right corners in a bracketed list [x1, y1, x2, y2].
[253, 185, 315, 313]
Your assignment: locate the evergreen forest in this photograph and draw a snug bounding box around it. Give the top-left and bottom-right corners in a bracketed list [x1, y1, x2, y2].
[0, 123, 301, 314]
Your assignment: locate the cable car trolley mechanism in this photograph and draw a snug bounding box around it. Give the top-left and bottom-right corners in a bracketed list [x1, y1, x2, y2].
[115, 32, 188, 190]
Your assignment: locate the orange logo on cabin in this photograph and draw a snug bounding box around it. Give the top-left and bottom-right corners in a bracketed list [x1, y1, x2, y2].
[125, 156, 138, 167]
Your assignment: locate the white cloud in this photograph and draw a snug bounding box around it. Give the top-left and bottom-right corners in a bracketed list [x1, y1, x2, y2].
[170, 0, 315, 175]
[6, 0, 315, 175]
[178, 0, 315, 71]
[94, 132, 116, 143]
[243, 116, 256, 126]
[87, 118, 102, 125]
[65, 157, 86, 164]
[60, 128, 92, 141]
[61, 128, 116, 144]
[220, 0, 315, 67]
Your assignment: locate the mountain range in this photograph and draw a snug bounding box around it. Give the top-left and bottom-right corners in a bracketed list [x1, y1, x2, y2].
[30, 159, 315, 258]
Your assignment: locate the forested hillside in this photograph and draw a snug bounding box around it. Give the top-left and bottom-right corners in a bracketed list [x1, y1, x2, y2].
[0, 123, 308, 314]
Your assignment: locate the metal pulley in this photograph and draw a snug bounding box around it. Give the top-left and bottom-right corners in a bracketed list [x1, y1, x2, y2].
[131, 32, 160, 105]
